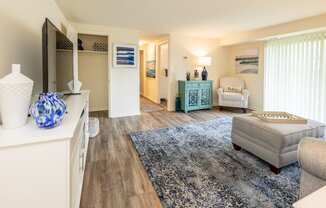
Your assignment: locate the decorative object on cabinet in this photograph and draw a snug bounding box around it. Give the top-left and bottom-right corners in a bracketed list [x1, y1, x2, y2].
[186, 72, 191, 81]
[197, 56, 211, 80]
[113, 43, 137, 68]
[0, 64, 33, 129]
[194, 69, 199, 80]
[178, 80, 213, 113]
[183, 55, 192, 79]
[30, 92, 66, 129]
[201, 66, 208, 80]
[235, 48, 259, 74]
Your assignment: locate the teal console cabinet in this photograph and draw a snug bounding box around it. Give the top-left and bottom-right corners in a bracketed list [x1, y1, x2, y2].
[178, 80, 213, 113]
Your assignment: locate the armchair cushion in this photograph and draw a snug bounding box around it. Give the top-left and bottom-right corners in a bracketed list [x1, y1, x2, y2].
[222, 92, 244, 101]
[224, 86, 243, 93]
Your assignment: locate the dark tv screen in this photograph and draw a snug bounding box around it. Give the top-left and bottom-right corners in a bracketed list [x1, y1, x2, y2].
[42, 18, 74, 93]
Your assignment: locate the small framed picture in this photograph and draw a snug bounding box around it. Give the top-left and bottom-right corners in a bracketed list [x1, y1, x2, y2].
[113, 44, 137, 68]
[235, 48, 259, 74]
[146, 60, 156, 78]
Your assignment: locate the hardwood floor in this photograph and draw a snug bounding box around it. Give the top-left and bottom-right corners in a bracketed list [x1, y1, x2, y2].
[140, 96, 165, 112]
[80, 99, 243, 208]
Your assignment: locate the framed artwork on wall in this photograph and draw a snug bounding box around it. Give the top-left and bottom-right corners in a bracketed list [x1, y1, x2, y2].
[146, 43, 156, 78]
[235, 48, 259, 74]
[113, 44, 137, 68]
[146, 60, 156, 78]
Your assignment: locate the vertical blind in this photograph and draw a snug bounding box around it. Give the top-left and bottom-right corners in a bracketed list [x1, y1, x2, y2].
[264, 32, 326, 123]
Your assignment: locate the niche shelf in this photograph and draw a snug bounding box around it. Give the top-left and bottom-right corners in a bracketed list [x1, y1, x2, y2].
[78, 50, 108, 55]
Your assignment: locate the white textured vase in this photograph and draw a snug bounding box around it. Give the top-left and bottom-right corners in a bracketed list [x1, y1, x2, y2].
[68, 80, 82, 93]
[0, 64, 33, 129]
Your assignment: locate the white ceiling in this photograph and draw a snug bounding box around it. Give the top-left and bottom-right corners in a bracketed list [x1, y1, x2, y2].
[55, 0, 326, 38]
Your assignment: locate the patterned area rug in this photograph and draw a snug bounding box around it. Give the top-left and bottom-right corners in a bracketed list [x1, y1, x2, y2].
[129, 117, 300, 208]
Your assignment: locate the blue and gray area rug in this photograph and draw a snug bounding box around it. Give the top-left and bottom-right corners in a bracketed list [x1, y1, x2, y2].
[129, 117, 299, 208]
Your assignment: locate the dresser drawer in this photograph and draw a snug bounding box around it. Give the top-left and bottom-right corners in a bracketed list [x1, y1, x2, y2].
[186, 82, 201, 88]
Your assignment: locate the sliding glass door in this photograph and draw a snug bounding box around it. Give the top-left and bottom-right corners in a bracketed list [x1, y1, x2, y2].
[264, 32, 326, 123]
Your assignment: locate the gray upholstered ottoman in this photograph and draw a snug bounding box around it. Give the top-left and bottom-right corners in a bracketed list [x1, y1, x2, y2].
[231, 115, 325, 174]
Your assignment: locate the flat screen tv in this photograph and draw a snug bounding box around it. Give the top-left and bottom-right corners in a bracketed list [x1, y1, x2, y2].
[42, 18, 74, 93]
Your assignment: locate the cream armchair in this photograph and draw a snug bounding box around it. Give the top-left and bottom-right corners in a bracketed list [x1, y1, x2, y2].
[298, 137, 326, 199]
[217, 77, 249, 112]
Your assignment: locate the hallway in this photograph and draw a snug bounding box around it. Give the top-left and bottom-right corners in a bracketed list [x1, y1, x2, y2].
[140, 96, 164, 113]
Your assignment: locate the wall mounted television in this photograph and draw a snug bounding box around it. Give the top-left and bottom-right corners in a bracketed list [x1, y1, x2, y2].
[42, 18, 74, 93]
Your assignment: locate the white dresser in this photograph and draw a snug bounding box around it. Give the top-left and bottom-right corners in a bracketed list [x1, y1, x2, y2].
[0, 91, 90, 208]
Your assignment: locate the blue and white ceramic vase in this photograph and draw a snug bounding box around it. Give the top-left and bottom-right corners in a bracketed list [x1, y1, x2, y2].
[30, 92, 66, 129]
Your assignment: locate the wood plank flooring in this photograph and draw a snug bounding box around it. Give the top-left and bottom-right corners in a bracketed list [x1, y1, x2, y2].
[80, 98, 243, 208]
[140, 96, 165, 113]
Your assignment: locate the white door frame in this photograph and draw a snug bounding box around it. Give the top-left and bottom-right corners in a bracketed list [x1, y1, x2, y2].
[157, 41, 169, 104]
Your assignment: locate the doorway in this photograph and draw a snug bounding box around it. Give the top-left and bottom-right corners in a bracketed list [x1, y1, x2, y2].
[138, 39, 169, 113]
[78, 34, 109, 113]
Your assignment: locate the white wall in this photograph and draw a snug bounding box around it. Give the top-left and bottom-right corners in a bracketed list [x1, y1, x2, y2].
[167, 34, 229, 111]
[78, 52, 108, 112]
[219, 13, 326, 46]
[226, 42, 265, 111]
[73, 23, 140, 118]
[0, 0, 77, 94]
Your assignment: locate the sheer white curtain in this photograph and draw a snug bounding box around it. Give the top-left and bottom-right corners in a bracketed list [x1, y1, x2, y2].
[264, 32, 326, 123]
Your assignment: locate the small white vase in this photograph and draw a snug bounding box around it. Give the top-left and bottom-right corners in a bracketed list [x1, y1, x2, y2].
[0, 64, 34, 129]
[68, 80, 82, 93]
